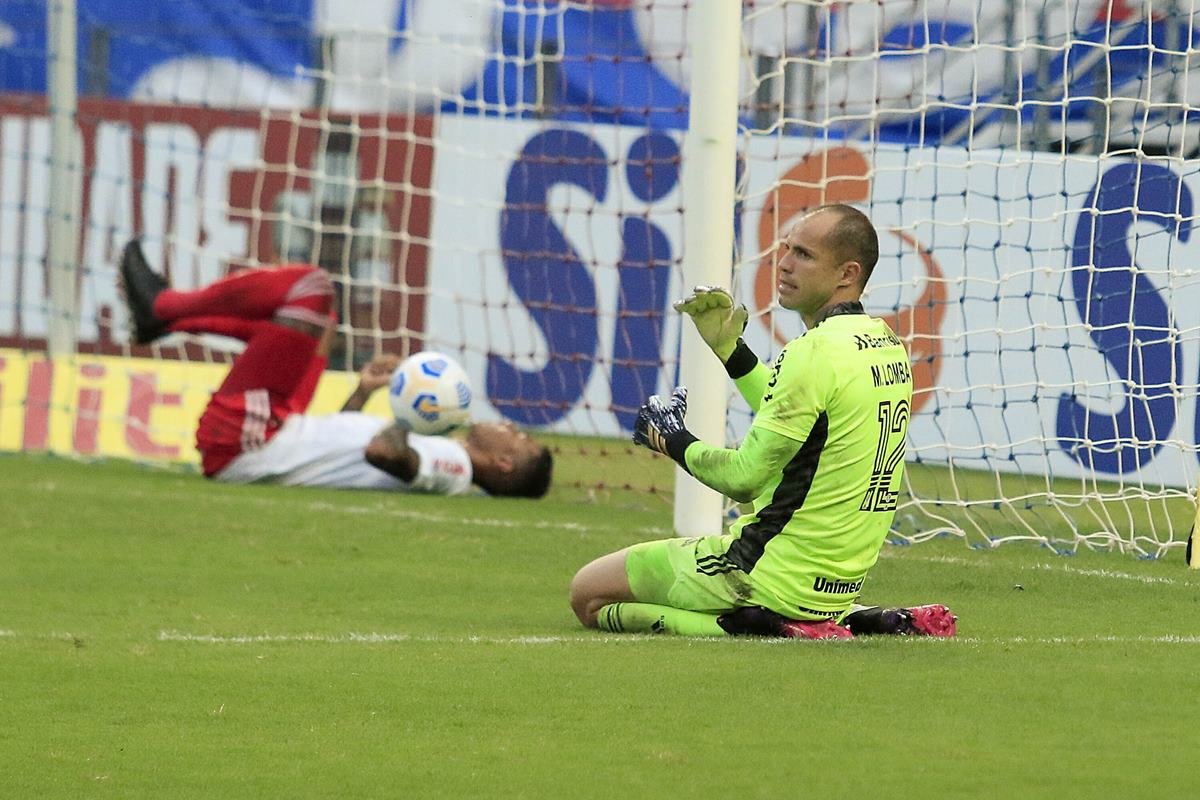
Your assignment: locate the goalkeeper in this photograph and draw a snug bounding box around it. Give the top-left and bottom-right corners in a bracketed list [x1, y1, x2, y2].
[569, 204, 955, 638]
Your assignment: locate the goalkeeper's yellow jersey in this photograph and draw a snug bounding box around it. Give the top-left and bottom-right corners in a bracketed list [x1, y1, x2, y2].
[717, 304, 912, 618]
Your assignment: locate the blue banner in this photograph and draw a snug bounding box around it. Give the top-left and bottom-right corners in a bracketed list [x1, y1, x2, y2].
[2, 1, 1192, 144]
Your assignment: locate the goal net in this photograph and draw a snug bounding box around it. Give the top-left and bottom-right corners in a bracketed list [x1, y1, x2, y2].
[713, 0, 1198, 557]
[2, 1, 1195, 555]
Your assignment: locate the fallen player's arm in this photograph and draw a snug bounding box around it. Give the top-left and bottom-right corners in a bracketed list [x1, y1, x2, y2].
[364, 423, 420, 482]
[342, 386, 372, 413]
[343, 354, 401, 412]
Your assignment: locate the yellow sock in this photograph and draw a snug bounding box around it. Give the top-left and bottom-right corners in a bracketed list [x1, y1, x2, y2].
[596, 602, 725, 636]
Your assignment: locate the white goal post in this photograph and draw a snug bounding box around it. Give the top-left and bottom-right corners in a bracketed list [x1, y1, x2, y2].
[46, 0, 79, 358]
[674, 1, 742, 538]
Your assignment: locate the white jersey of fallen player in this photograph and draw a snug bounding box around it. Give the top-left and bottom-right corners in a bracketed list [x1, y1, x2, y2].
[215, 412, 474, 495]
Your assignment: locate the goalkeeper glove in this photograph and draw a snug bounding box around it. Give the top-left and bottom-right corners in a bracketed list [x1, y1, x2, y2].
[674, 285, 748, 362]
[632, 386, 698, 470]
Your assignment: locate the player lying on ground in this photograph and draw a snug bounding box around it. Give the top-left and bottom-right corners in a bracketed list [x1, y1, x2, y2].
[119, 240, 552, 498]
[570, 204, 955, 638]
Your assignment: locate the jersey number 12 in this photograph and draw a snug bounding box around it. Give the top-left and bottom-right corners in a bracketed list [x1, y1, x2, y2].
[861, 399, 909, 512]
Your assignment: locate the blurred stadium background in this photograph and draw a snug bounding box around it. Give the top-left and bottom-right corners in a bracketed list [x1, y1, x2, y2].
[2, 1, 1198, 554]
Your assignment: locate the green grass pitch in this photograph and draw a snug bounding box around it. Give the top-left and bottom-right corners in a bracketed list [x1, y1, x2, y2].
[2, 451, 1199, 799]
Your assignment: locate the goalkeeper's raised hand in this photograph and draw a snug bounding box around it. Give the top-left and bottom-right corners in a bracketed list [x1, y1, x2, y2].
[632, 386, 697, 470]
[674, 285, 747, 362]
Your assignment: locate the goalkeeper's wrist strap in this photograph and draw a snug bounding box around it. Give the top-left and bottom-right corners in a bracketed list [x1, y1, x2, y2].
[723, 339, 758, 379]
[663, 429, 699, 474]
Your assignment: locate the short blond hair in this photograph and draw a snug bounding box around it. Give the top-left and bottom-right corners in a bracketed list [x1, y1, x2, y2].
[815, 204, 879, 288]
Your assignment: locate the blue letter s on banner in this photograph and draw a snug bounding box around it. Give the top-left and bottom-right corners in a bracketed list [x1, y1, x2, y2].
[1058, 163, 1191, 473]
[492, 130, 608, 425]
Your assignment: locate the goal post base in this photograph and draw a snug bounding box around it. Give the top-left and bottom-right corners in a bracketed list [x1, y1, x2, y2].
[1189, 478, 1200, 569]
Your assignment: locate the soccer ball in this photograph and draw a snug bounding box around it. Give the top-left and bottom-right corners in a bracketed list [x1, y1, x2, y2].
[387, 351, 473, 435]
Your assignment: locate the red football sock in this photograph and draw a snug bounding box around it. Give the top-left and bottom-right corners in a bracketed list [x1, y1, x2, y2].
[166, 315, 258, 342]
[153, 264, 329, 323]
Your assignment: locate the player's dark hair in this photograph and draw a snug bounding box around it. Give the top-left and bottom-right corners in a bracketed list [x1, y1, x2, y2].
[500, 445, 554, 499]
[817, 203, 879, 288]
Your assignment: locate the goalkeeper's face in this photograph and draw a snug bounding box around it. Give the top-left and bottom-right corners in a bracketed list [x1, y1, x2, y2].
[775, 212, 853, 317]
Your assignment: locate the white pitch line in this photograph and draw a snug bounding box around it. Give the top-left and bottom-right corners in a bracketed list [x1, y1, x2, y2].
[303, 500, 672, 536]
[155, 630, 650, 646]
[153, 630, 1200, 646]
[2, 629, 1195, 646]
[882, 552, 1188, 586]
[1026, 562, 1183, 585]
[290, 498, 673, 538]
[990, 635, 1200, 645]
